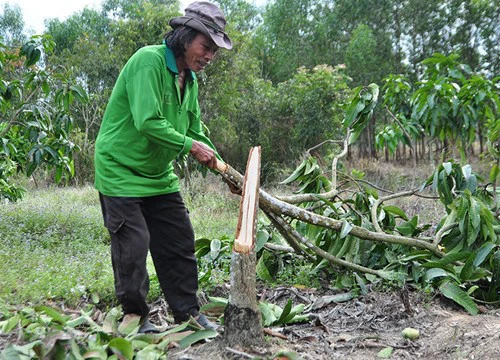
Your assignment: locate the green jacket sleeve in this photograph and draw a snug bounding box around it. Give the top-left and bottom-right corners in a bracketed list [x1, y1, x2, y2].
[187, 101, 221, 159]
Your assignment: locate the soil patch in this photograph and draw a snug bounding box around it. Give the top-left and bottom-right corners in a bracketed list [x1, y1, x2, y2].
[170, 289, 500, 360]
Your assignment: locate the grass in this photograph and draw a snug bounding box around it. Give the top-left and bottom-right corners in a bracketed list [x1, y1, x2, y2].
[0, 173, 240, 308]
[0, 186, 114, 306]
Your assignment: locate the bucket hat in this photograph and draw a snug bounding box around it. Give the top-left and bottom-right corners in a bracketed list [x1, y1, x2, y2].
[169, 1, 232, 50]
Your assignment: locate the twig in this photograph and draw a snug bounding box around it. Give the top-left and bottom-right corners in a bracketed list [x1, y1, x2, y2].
[264, 243, 295, 253]
[277, 130, 350, 205]
[433, 223, 457, 245]
[331, 128, 350, 190]
[371, 189, 419, 233]
[306, 139, 340, 155]
[225, 347, 255, 359]
[263, 327, 288, 340]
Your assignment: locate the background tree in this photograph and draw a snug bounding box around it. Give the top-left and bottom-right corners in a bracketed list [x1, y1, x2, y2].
[0, 35, 87, 200]
[0, 4, 26, 45]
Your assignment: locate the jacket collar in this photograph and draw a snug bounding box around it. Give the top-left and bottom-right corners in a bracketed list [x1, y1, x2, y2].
[165, 45, 195, 81]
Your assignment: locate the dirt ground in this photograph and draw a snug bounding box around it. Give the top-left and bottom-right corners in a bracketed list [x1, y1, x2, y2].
[1, 287, 498, 359]
[170, 288, 500, 360]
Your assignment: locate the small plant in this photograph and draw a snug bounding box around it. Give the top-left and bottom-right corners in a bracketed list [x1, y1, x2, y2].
[200, 297, 310, 328]
[195, 235, 233, 289]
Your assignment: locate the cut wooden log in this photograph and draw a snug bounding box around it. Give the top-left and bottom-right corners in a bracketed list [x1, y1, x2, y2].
[224, 146, 264, 348]
[234, 146, 261, 253]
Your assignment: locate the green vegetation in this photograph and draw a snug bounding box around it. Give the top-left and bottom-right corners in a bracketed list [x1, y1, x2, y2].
[0, 186, 112, 305]
[0, 0, 499, 357]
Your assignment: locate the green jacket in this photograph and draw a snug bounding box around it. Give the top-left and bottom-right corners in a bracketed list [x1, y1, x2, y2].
[94, 45, 217, 197]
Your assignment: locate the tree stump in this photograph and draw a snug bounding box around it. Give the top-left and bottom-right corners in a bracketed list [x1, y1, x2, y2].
[223, 146, 264, 348]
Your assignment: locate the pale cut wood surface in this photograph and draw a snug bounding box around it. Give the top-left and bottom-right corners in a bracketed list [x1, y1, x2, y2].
[233, 146, 261, 253]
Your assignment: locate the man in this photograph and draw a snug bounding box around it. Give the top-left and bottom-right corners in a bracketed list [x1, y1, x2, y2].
[94, 1, 232, 333]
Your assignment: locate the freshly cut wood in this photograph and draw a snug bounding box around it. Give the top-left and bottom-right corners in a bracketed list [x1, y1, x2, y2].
[233, 146, 261, 254]
[224, 146, 264, 348]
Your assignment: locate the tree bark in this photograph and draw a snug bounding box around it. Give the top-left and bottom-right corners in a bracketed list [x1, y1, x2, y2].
[224, 251, 263, 347]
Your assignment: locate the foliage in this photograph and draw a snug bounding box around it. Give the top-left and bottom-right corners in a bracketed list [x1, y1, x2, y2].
[259, 299, 309, 327]
[375, 54, 499, 162]
[0, 304, 216, 359]
[268, 85, 500, 314]
[201, 296, 310, 328]
[276, 65, 351, 152]
[195, 236, 233, 289]
[345, 24, 390, 87]
[0, 35, 87, 201]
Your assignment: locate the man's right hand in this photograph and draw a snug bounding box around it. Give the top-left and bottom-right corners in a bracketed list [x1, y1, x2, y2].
[190, 140, 217, 169]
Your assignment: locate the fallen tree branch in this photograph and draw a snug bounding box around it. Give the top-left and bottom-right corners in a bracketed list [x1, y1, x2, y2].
[264, 208, 315, 260]
[265, 211, 383, 277]
[216, 161, 446, 260]
[276, 130, 350, 205]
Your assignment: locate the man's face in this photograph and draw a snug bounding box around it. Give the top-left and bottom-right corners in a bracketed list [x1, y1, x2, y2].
[183, 33, 219, 72]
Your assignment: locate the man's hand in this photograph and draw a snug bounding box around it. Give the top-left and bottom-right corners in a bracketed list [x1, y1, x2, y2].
[190, 140, 217, 169]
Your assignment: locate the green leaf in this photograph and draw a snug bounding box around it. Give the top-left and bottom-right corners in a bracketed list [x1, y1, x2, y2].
[0, 316, 19, 334]
[108, 338, 134, 360]
[489, 164, 499, 183]
[283, 304, 306, 324]
[117, 315, 140, 335]
[424, 268, 450, 282]
[439, 281, 478, 315]
[136, 345, 166, 360]
[462, 164, 472, 180]
[383, 205, 409, 221]
[280, 160, 306, 184]
[179, 329, 218, 349]
[460, 253, 476, 282]
[70, 339, 85, 360]
[377, 347, 393, 358]
[443, 162, 452, 175]
[474, 243, 496, 267]
[255, 229, 269, 253]
[35, 306, 69, 325]
[258, 302, 277, 327]
[396, 218, 417, 236]
[210, 239, 221, 260]
[161, 322, 190, 335]
[339, 220, 353, 239]
[1, 344, 27, 359]
[102, 307, 122, 333]
[200, 297, 227, 314]
[421, 252, 470, 268]
[65, 316, 87, 329]
[277, 299, 293, 324]
[256, 254, 274, 282]
[469, 197, 481, 230]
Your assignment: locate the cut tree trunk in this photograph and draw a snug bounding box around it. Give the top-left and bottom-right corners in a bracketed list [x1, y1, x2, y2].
[223, 147, 264, 348]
